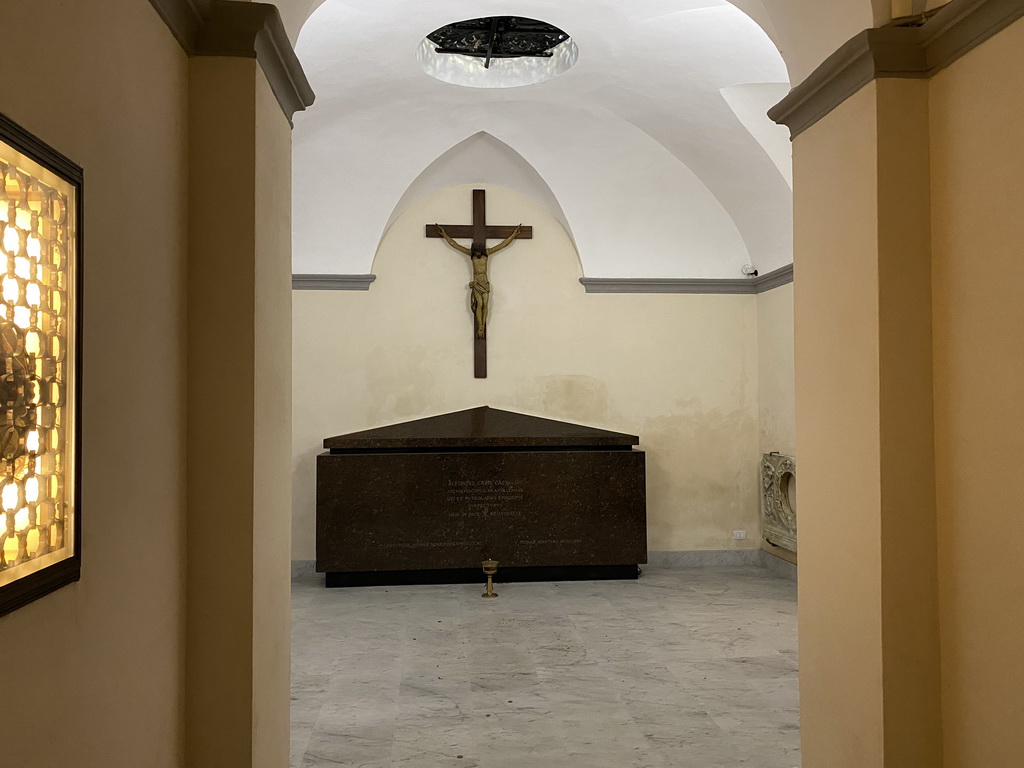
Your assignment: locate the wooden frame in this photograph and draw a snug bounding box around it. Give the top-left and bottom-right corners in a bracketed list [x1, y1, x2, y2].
[0, 112, 83, 618]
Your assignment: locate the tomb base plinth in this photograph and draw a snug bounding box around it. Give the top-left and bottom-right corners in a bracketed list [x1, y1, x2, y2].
[325, 564, 640, 588]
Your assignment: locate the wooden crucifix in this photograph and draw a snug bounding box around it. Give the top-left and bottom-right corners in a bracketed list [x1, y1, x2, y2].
[425, 189, 532, 378]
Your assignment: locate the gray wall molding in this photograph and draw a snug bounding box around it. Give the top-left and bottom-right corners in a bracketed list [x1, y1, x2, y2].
[761, 550, 798, 581]
[292, 274, 377, 291]
[646, 550, 797, 580]
[646, 550, 764, 568]
[292, 266, 793, 294]
[579, 264, 793, 295]
[770, 0, 1024, 138]
[148, 0, 314, 123]
[581, 277, 759, 295]
[753, 264, 794, 293]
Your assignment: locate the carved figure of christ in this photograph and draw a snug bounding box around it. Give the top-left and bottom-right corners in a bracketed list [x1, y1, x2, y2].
[426, 189, 533, 378]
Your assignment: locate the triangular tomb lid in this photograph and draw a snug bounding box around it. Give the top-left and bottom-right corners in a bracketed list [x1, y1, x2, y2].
[323, 406, 639, 450]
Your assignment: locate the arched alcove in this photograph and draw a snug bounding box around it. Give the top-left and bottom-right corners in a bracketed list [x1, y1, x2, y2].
[381, 132, 577, 250]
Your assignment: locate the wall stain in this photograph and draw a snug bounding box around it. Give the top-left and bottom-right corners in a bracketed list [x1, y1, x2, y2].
[365, 346, 440, 425]
[532, 375, 609, 424]
[640, 409, 760, 551]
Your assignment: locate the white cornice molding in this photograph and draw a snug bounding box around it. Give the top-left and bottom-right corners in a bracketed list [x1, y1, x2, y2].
[578, 264, 793, 294]
[769, 0, 1024, 138]
[148, 0, 314, 124]
[292, 274, 378, 291]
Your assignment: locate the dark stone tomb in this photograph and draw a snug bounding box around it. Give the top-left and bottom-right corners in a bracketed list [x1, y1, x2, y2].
[317, 406, 646, 586]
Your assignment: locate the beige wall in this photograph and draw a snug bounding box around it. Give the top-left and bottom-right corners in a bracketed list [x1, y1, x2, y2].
[0, 5, 296, 767]
[292, 184, 768, 559]
[0, 2, 189, 766]
[756, 283, 796, 563]
[930, 16, 1024, 768]
[756, 283, 795, 457]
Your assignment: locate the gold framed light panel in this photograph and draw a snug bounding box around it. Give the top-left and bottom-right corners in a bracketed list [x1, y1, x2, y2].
[0, 113, 82, 617]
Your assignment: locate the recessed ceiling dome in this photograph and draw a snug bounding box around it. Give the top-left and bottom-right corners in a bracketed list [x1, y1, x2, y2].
[418, 16, 578, 89]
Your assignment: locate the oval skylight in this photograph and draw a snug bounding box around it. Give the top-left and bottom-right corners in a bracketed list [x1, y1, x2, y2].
[418, 16, 578, 88]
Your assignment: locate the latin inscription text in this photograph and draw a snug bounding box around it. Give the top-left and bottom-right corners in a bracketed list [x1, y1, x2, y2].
[446, 478, 525, 517]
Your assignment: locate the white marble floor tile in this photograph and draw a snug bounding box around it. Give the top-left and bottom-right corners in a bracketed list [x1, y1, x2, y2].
[291, 566, 799, 768]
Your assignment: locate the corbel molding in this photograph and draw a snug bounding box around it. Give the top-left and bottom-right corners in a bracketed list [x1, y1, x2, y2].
[147, 0, 206, 50]
[579, 264, 793, 295]
[148, 0, 314, 124]
[922, 0, 1024, 71]
[767, 26, 926, 139]
[292, 274, 378, 291]
[770, 0, 1024, 138]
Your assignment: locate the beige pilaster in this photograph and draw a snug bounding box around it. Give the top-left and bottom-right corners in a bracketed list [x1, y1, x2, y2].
[929, 17, 1024, 767]
[794, 76, 941, 768]
[186, 56, 292, 768]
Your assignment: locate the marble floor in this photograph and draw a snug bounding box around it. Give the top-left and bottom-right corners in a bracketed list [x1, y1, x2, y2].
[291, 567, 799, 768]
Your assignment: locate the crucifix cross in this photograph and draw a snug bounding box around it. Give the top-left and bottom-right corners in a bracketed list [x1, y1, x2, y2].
[425, 189, 532, 378]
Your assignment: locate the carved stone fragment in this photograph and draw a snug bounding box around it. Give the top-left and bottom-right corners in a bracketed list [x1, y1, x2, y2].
[761, 452, 797, 553]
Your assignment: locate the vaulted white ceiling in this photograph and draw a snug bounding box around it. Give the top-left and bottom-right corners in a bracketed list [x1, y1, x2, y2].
[288, 1, 863, 278]
[276, 0, 884, 86]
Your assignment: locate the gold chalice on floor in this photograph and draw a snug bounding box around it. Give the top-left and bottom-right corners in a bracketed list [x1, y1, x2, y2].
[481, 559, 499, 598]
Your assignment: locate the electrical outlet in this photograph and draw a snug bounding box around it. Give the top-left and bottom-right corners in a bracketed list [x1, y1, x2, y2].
[733, 530, 747, 540]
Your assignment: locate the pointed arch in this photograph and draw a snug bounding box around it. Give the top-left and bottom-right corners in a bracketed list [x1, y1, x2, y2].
[380, 132, 577, 248]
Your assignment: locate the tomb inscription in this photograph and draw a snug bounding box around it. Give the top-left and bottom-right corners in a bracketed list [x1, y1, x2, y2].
[446, 477, 525, 517]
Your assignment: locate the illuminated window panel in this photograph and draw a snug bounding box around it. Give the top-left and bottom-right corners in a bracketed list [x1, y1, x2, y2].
[0, 113, 81, 617]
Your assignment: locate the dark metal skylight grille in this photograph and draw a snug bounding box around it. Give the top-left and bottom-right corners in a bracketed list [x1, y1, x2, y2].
[427, 17, 570, 69]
